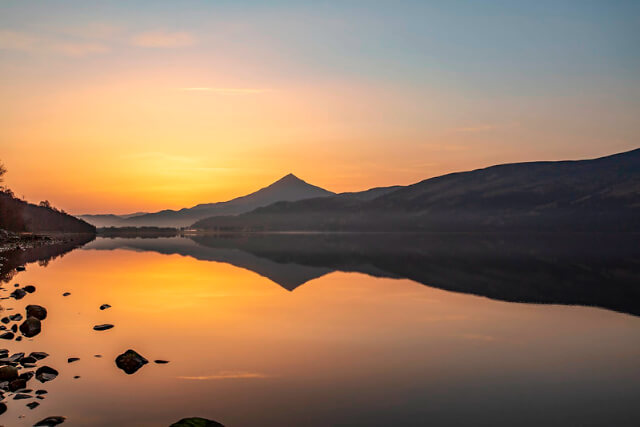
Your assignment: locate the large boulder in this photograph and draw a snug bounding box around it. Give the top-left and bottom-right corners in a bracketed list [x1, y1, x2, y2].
[26, 305, 47, 320]
[115, 349, 148, 375]
[19, 317, 42, 338]
[35, 366, 58, 383]
[0, 365, 18, 381]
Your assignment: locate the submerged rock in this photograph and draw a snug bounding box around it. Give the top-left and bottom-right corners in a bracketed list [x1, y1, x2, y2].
[115, 349, 148, 375]
[10, 288, 27, 300]
[170, 418, 225, 427]
[9, 378, 27, 391]
[0, 332, 15, 340]
[0, 365, 18, 381]
[21, 356, 37, 365]
[35, 366, 58, 383]
[0, 402, 5, 415]
[24, 285, 36, 293]
[1, 317, 10, 324]
[13, 393, 32, 399]
[154, 360, 170, 364]
[9, 313, 23, 321]
[20, 317, 42, 338]
[29, 351, 49, 360]
[16, 266, 25, 272]
[67, 357, 80, 363]
[34, 416, 66, 426]
[35, 389, 47, 395]
[62, 292, 71, 297]
[27, 401, 40, 409]
[99, 304, 111, 310]
[26, 305, 48, 321]
[93, 324, 114, 331]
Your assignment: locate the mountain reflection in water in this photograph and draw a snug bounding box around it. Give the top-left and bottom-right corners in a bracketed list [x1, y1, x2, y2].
[84, 232, 640, 316]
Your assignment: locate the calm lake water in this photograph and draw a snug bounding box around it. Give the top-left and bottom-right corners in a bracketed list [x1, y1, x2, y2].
[1, 233, 639, 426]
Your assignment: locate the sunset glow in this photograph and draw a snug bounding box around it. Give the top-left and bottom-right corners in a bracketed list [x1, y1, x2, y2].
[1, 1, 639, 214]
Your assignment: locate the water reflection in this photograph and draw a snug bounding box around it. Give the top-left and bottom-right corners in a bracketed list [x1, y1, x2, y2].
[87, 232, 640, 316]
[0, 233, 638, 426]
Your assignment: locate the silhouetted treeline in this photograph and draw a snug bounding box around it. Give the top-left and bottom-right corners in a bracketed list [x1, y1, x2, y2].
[0, 190, 95, 233]
[97, 226, 179, 238]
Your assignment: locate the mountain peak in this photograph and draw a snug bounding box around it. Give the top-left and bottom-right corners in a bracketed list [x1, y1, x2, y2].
[273, 173, 305, 186]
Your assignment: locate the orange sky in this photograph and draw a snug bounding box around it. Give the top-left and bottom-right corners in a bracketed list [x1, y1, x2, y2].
[1, 2, 638, 214]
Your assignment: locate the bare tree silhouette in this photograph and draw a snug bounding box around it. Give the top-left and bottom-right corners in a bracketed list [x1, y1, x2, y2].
[0, 161, 6, 184]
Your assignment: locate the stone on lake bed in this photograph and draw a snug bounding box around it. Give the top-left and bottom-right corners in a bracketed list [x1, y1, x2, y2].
[21, 356, 37, 365]
[27, 401, 40, 409]
[35, 366, 58, 383]
[29, 351, 49, 360]
[24, 285, 36, 293]
[20, 317, 42, 338]
[0, 332, 15, 340]
[115, 349, 148, 375]
[93, 324, 114, 331]
[35, 389, 47, 395]
[16, 266, 25, 271]
[0, 317, 10, 324]
[34, 416, 66, 426]
[10, 288, 27, 299]
[26, 305, 48, 321]
[11, 324, 17, 333]
[0, 365, 19, 381]
[9, 313, 23, 321]
[62, 292, 71, 296]
[0, 402, 5, 415]
[99, 304, 111, 310]
[13, 393, 32, 399]
[170, 417, 225, 427]
[154, 360, 170, 364]
[67, 357, 80, 363]
[9, 378, 27, 391]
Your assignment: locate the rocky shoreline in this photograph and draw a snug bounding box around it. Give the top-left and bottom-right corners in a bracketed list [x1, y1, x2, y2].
[0, 230, 58, 254]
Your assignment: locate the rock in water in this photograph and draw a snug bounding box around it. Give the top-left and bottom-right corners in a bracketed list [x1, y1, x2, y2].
[0, 365, 18, 381]
[93, 324, 114, 331]
[10, 288, 26, 299]
[0, 402, 6, 415]
[35, 366, 58, 383]
[13, 393, 32, 399]
[9, 378, 27, 391]
[9, 313, 23, 321]
[26, 305, 48, 320]
[170, 418, 225, 427]
[20, 317, 42, 338]
[67, 357, 80, 363]
[16, 266, 25, 271]
[0, 332, 14, 340]
[34, 416, 66, 426]
[62, 292, 70, 297]
[154, 360, 170, 364]
[29, 351, 49, 360]
[24, 285, 36, 293]
[115, 349, 148, 375]
[27, 401, 40, 409]
[99, 304, 111, 310]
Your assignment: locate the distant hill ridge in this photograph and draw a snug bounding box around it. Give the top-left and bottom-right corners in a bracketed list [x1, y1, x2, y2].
[193, 148, 640, 232]
[80, 173, 334, 228]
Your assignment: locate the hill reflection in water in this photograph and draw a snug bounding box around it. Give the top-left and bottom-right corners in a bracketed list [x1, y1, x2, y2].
[84, 232, 640, 316]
